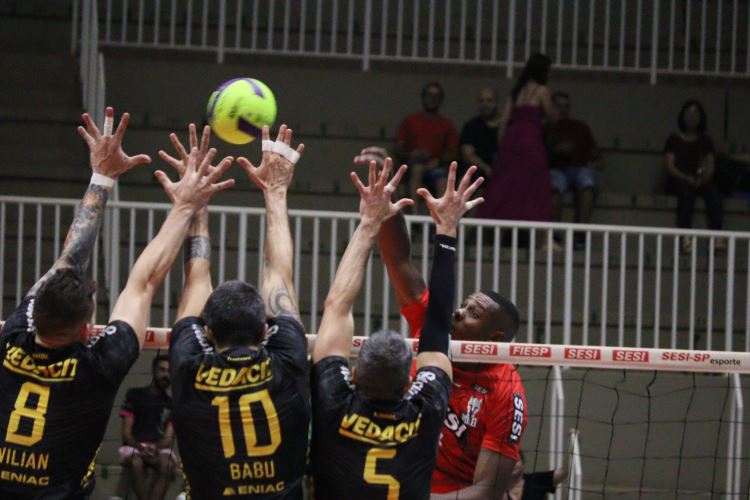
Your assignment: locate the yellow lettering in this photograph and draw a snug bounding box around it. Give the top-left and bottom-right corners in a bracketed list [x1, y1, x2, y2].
[365, 422, 381, 439]
[206, 367, 221, 385]
[219, 368, 236, 386]
[380, 426, 394, 441]
[353, 416, 369, 435]
[230, 463, 240, 480]
[395, 423, 409, 442]
[341, 413, 359, 430]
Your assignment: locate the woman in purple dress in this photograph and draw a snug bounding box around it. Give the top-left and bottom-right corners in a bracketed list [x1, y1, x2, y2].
[478, 54, 558, 222]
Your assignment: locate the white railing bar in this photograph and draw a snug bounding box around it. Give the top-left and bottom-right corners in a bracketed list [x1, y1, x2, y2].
[730, 0, 737, 74]
[563, 228, 573, 345]
[670, 236, 679, 349]
[540, 0, 547, 54]
[34, 205, 42, 282]
[654, 234, 662, 348]
[314, 0, 322, 53]
[745, 243, 750, 352]
[511, 227, 518, 305]
[649, 0, 659, 84]
[459, 0, 467, 60]
[163, 269, 170, 327]
[427, 0, 435, 59]
[15, 205, 23, 304]
[347, 0, 355, 56]
[527, 228, 535, 344]
[545, 230, 553, 344]
[474, 224, 482, 292]
[362, 0, 372, 70]
[555, 0, 563, 64]
[137, 0, 145, 44]
[457, 224, 466, 308]
[635, 0, 642, 69]
[421, 221, 429, 290]
[714, 0, 722, 73]
[618, 233, 626, 347]
[635, 234, 644, 347]
[507, 0, 516, 78]
[618, 0, 626, 68]
[200, 0, 208, 48]
[707, 237, 715, 350]
[382, 250, 390, 331]
[395, 0, 403, 57]
[725, 238, 736, 351]
[217, 0, 226, 63]
[572, 0, 579, 65]
[54, 206, 61, 259]
[298, 0, 306, 52]
[237, 212, 247, 281]
[401, 219, 411, 335]
[218, 212, 226, 283]
[0, 203, 4, 318]
[587, 0, 594, 67]
[311, 217, 320, 334]
[364, 242, 373, 335]
[257, 215, 265, 288]
[476, 0, 484, 62]
[293, 216, 302, 294]
[668, 0, 675, 70]
[600, 232, 609, 345]
[603, 0, 610, 67]
[185, 0, 192, 47]
[283, 0, 291, 52]
[683, 0, 691, 71]
[688, 237, 696, 350]
[411, 0, 419, 58]
[170, 0, 177, 47]
[524, 0, 532, 61]
[582, 231, 591, 345]
[443, 0, 451, 59]
[699, 0, 706, 72]
[329, 219, 338, 290]
[153, 0, 161, 46]
[251, 0, 259, 51]
[267, 0, 275, 51]
[493, 225, 500, 293]
[105, 0, 112, 43]
[128, 209, 136, 271]
[380, 0, 389, 56]
[109, 203, 121, 315]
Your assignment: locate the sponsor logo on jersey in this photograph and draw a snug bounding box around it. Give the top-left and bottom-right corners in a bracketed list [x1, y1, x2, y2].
[194, 357, 273, 391]
[443, 405, 469, 444]
[564, 347, 601, 360]
[509, 392, 524, 444]
[510, 344, 552, 358]
[406, 370, 437, 399]
[0, 446, 51, 487]
[460, 343, 498, 356]
[461, 396, 483, 428]
[3, 344, 78, 382]
[472, 384, 489, 394]
[338, 412, 422, 447]
[612, 349, 649, 363]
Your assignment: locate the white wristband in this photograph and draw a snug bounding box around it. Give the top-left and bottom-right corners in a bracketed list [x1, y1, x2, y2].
[90, 173, 116, 188]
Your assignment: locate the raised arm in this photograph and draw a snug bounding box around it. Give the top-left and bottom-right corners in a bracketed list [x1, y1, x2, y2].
[159, 124, 219, 321]
[238, 125, 304, 319]
[312, 159, 412, 363]
[25, 108, 151, 298]
[109, 147, 234, 346]
[415, 163, 484, 378]
[354, 147, 426, 308]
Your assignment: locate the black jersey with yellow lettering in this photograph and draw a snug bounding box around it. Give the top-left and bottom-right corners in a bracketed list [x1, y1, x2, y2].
[311, 356, 451, 500]
[0, 297, 139, 499]
[169, 316, 310, 500]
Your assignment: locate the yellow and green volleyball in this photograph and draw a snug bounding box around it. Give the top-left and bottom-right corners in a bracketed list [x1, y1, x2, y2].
[206, 78, 277, 145]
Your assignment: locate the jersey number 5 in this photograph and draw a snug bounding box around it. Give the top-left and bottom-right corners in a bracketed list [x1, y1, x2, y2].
[6, 382, 50, 446]
[211, 389, 281, 458]
[364, 448, 400, 500]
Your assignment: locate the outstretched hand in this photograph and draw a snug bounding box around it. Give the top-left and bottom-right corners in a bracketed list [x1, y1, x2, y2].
[237, 124, 304, 193]
[77, 107, 151, 179]
[155, 147, 235, 212]
[351, 157, 413, 226]
[158, 123, 223, 178]
[353, 146, 389, 168]
[417, 162, 484, 237]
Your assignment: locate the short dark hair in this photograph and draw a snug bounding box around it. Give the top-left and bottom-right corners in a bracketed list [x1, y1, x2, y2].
[33, 268, 95, 337]
[421, 82, 444, 100]
[481, 290, 520, 341]
[552, 91, 570, 101]
[152, 353, 169, 371]
[677, 99, 708, 134]
[202, 280, 266, 347]
[355, 330, 413, 401]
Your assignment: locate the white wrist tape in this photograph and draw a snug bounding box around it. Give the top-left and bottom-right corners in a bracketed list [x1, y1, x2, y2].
[90, 173, 116, 188]
[262, 140, 301, 165]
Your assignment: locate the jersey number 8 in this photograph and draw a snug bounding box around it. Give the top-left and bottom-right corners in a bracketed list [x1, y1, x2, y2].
[6, 382, 50, 447]
[211, 389, 281, 458]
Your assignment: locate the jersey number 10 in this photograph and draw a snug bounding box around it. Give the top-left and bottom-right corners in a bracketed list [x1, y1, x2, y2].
[6, 382, 50, 447]
[211, 389, 281, 458]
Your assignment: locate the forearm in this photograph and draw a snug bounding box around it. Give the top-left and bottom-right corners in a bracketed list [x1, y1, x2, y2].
[27, 183, 111, 297]
[419, 234, 455, 354]
[378, 212, 426, 306]
[122, 429, 142, 450]
[176, 210, 212, 320]
[263, 191, 294, 283]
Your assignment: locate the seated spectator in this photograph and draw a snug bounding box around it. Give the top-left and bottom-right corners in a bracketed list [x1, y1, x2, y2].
[395, 82, 458, 212]
[544, 92, 601, 249]
[119, 354, 177, 500]
[460, 87, 500, 179]
[664, 100, 724, 252]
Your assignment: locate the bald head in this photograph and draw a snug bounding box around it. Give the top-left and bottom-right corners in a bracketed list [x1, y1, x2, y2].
[477, 87, 498, 119]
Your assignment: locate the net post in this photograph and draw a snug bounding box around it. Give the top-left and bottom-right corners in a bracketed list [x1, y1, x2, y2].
[550, 366, 564, 480]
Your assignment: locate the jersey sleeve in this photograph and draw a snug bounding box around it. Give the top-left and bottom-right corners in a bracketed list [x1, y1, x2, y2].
[400, 288, 429, 339]
[169, 316, 213, 371]
[120, 388, 136, 418]
[405, 366, 451, 420]
[0, 297, 35, 342]
[311, 356, 354, 414]
[480, 375, 527, 461]
[264, 316, 308, 370]
[85, 320, 140, 389]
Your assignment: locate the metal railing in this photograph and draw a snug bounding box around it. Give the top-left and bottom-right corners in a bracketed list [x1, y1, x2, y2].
[77, 0, 106, 128]
[75, 0, 750, 82]
[1, 195, 748, 351]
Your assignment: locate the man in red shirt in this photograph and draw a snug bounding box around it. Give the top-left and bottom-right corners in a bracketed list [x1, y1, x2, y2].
[395, 82, 459, 213]
[355, 149, 528, 498]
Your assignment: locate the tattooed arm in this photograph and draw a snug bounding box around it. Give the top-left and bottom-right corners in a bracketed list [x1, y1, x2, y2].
[175, 209, 213, 320]
[25, 108, 150, 298]
[238, 125, 304, 320]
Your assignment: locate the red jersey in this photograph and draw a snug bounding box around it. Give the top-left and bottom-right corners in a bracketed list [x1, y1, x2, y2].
[402, 290, 528, 493]
[395, 112, 459, 159]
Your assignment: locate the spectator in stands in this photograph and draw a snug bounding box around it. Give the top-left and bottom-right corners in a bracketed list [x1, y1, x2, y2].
[460, 87, 500, 179]
[545, 92, 601, 249]
[119, 354, 177, 500]
[477, 54, 558, 224]
[664, 100, 724, 252]
[395, 82, 459, 212]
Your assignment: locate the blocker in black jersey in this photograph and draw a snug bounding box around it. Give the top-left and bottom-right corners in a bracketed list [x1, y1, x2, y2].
[311, 356, 451, 500]
[169, 315, 310, 499]
[0, 297, 139, 499]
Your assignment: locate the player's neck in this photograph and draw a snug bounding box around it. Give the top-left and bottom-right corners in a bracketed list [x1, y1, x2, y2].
[34, 333, 74, 349]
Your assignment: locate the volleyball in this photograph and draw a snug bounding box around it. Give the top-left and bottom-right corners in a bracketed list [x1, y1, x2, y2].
[206, 78, 277, 145]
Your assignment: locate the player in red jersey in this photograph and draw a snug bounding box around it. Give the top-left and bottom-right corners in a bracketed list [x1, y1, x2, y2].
[355, 148, 528, 499]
